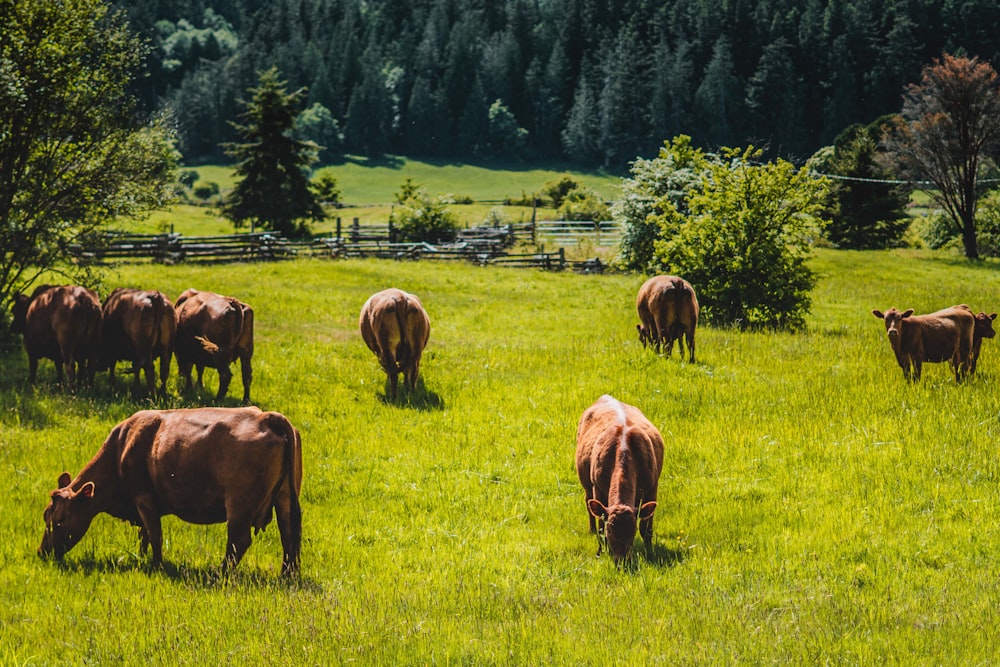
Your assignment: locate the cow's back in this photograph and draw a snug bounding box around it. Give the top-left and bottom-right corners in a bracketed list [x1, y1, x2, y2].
[25, 285, 101, 361]
[119, 407, 294, 524]
[576, 395, 664, 495]
[175, 290, 243, 362]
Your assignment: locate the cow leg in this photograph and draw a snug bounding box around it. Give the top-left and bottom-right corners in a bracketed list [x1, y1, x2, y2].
[158, 350, 171, 393]
[384, 369, 399, 400]
[108, 360, 117, 386]
[223, 519, 253, 572]
[404, 360, 420, 393]
[687, 328, 696, 363]
[63, 354, 76, 388]
[912, 360, 922, 381]
[195, 364, 205, 388]
[135, 502, 164, 567]
[27, 356, 39, 383]
[177, 359, 194, 393]
[215, 362, 233, 402]
[239, 353, 252, 404]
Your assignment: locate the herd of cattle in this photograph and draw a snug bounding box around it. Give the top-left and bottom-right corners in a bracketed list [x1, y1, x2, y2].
[7, 275, 998, 573]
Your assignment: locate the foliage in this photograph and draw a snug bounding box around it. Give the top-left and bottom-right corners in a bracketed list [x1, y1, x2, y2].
[487, 99, 528, 159]
[192, 181, 220, 202]
[388, 179, 459, 242]
[557, 188, 609, 222]
[541, 175, 579, 207]
[121, 0, 1000, 167]
[652, 146, 831, 329]
[222, 68, 325, 237]
[310, 172, 342, 206]
[0, 0, 177, 317]
[5, 254, 1000, 663]
[614, 136, 713, 272]
[809, 118, 911, 249]
[881, 53, 1000, 259]
[295, 102, 344, 164]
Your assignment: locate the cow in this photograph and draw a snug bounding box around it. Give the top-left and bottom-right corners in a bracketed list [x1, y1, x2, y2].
[575, 394, 664, 562]
[359, 288, 430, 400]
[38, 407, 303, 576]
[100, 288, 176, 393]
[636, 275, 699, 362]
[971, 310, 997, 374]
[174, 289, 254, 404]
[10, 284, 102, 388]
[872, 305, 975, 381]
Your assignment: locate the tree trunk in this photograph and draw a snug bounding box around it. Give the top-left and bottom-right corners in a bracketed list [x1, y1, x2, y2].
[961, 211, 979, 259]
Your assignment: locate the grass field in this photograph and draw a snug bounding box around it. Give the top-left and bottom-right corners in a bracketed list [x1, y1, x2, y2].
[2, 248, 1000, 663]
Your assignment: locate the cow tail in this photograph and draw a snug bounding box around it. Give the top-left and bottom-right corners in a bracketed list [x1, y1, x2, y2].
[194, 335, 220, 354]
[149, 292, 167, 348]
[267, 413, 302, 570]
[394, 295, 411, 363]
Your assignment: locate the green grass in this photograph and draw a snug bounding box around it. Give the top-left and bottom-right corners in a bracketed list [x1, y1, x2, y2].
[3, 248, 1000, 663]
[186, 157, 622, 206]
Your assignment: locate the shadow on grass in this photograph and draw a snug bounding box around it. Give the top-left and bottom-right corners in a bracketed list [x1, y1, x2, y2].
[377, 380, 445, 411]
[43, 553, 322, 591]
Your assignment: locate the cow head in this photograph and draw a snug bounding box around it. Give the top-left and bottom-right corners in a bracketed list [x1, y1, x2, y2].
[38, 473, 98, 559]
[872, 308, 913, 343]
[10, 293, 30, 334]
[975, 312, 998, 340]
[587, 500, 657, 562]
[636, 324, 652, 347]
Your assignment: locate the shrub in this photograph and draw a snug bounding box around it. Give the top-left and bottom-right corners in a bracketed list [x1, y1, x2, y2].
[557, 187, 609, 222]
[542, 175, 580, 207]
[192, 181, 220, 201]
[311, 172, 342, 206]
[389, 178, 460, 243]
[652, 146, 830, 330]
[613, 135, 713, 272]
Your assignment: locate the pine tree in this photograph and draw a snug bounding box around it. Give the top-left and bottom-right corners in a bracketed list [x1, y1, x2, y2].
[222, 67, 324, 237]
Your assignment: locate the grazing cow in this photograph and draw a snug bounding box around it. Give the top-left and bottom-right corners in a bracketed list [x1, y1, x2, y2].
[359, 288, 430, 399]
[174, 289, 254, 403]
[636, 275, 699, 361]
[101, 288, 176, 392]
[38, 407, 303, 575]
[10, 284, 102, 387]
[575, 394, 664, 562]
[872, 305, 975, 381]
[971, 310, 997, 374]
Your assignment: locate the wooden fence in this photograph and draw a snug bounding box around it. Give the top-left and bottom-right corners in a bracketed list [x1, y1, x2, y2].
[71, 219, 616, 273]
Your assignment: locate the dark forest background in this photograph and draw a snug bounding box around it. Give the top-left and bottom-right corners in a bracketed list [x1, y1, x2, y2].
[117, 0, 1000, 170]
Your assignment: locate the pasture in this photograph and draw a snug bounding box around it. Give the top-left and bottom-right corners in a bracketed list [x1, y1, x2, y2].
[2, 248, 1000, 663]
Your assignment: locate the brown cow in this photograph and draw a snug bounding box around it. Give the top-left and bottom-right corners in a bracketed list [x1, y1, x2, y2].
[872, 305, 975, 381]
[39, 407, 302, 575]
[101, 288, 176, 393]
[174, 289, 254, 403]
[971, 310, 997, 374]
[10, 284, 102, 387]
[636, 275, 699, 361]
[575, 394, 664, 562]
[359, 288, 430, 399]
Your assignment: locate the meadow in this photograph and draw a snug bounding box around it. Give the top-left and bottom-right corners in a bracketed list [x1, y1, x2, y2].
[2, 248, 1000, 664]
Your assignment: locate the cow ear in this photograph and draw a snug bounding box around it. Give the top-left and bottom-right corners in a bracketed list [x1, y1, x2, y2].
[57, 472, 72, 488]
[638, 501, 657, 519]
[902, 309, 914, 318]
[991, 313, 997, 321]
[587, 499, 608, 519]
[78, 482, 95, 499]
[872, 310, 884, 319]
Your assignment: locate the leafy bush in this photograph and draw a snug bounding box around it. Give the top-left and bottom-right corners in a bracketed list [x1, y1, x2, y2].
[613, 135, 713, 271]
[192, 181, 220, 201]
[652, 146, 830, 330]
[557, 187, 609, 221]
[389, 178, 460, 243]
[542, 175, 580, 207]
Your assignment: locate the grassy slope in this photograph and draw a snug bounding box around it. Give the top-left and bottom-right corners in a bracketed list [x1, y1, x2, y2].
[2, 249, 1000, 663]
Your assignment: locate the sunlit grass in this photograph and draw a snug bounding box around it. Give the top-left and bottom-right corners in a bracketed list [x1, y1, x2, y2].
[2, 249, 1000, 663]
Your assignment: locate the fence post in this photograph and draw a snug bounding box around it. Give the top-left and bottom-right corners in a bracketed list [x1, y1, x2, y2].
[336, 217, 341, 240]
[558, 247, 565, 270]
[531, 196, 537, 244]
[388, 219, 396, 243]
[351, 217, 360, 243]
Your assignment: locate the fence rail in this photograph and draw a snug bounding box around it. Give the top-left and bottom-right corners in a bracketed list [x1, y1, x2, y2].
[70, 219, 616, 273]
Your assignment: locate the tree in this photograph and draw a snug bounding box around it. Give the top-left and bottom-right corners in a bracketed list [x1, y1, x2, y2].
[882, 53, 1000, 259]
[295, 103, 344, 164]
[0, 0, 176, 317]
[222, 68, 324, 237]
[810, 118, 910, 249]
[388, 178, 459, 243]
[652, 146, 830, 330]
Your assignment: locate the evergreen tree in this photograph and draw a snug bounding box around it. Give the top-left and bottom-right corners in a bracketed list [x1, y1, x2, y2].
[693, 35, 743, 150]
[222, 67, 324, 237]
